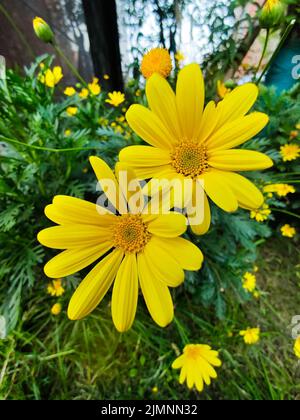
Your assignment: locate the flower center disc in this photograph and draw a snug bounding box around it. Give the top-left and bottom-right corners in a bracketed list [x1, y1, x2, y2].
[171, 141, 208, 178]
[113, 214, 151, 253]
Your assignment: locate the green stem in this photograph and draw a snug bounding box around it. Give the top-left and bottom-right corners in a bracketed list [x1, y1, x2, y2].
[53, 43, 87, 87]
[270, 207, 300, 220]
[256, 19, 296, 85]
[0, 4, 35, 59]
[254, 28, 270, 82]
[0, 134, 104, 153]
[174, 316, 189, 346]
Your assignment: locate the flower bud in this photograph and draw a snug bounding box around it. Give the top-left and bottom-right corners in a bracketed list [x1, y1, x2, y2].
[259, 0, 285, 29]
[33, 17, 54, 43]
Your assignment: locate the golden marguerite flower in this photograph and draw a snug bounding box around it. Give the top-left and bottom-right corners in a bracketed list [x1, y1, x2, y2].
[242, 272, 256, 293]
[250, 203, 271, 222]
[172, 344, 221, 392]
[38, 157, 203, 332]
[217, 80, 231, 98]
[280, 144, 300, 162]
[88, 77, 101, 96]
[141, 48, 172, 79]
[239, 327, 260, 345]
[281, 224, 296, 238]
[51, 303, 62, 315]
[41, 66, 63, 88]
[120, 64, 272, 234]
[294, 337, 300, 358]
[47, 279, 65, 297]
[263, 183, 295, 197]
[105, 91, 125, 107]
[66, 106, 78, 116]
[64, 86, 76, 96]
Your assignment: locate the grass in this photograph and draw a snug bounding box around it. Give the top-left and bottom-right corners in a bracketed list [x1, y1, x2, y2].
[1, 238, 300, 400]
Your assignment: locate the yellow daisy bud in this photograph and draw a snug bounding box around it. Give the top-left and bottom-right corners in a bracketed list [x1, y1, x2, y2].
[141, 48, 172, 79]
[259, 0, 285, 29]
[66, 106, 78, 116]
[51, 303, 62, 316]
[240, 327, 260, 345]
[33, 17, 54, 43]
[64, 86, 76, 96]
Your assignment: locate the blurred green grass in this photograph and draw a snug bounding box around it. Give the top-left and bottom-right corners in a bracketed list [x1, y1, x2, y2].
[1, 238, 300, 400]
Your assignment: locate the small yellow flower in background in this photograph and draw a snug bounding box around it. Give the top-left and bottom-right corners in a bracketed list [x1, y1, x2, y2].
[296, 123, 300, 130]
[290, 130, 298, 139]
[79, 88, 89, 99]
[64, 129, 71, 137]
[294, 337, 300, 358]
[141, 48, 172, 79]
[39, 62, 45, 70]
[152, 386, 158, 394]
[227, 331, 233, 338]
[41, 66, 63, 88]
[88, 77, 101, 96]
[172, 344, 221, 393]
[117, 115, 125, 123]
[106, 91, 125, 107]
[51, 303, 62, 316]
[281, 224, 296, 238]
[47, 279, 65, 297]
[103, 74, 110, 80]
[135, 89, 141, 97]
[240, 327, 260, 345]
[250, 203, 271, 222]
[263, 183, 295, 197]
[217, 80, 231, 99]
[33, 17, 54, 43]
[98, 117, 109, 126]
[175, 51, 185, 63]
[253, 265, 259, 272]
[66, 106, 78, 116]
[64, 86, 76, 96]
[242, 272, 256, 293]
[253, 290, 261, 299]
[280, 144, 300, 162]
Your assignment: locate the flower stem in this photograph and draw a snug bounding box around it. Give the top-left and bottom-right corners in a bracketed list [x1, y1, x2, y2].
[52, 43, 87, 87]
[270, 207, 300, 220]
[254, 28, 270, 82]
[256, 19, 296, 85]
[174, 316, 189, 346]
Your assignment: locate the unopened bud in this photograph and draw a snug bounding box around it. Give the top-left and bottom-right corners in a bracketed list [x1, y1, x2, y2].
[33, 17, 54, 43]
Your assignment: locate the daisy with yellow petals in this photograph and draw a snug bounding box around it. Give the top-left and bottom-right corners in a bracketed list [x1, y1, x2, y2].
[51, 303, 62, 315]
[41, 66, 63, 88]
[47, 279, 65, 297]
[242, 272, 256, 293]
[294, 337, 300, 358]
[141, 48, 172, 79]
[280, 144, 300, 162]
[105, 91, 125, 107]
[240, 327, 260, 345]
[250, 203, 271, 222]
[281, 224, 296, 238]
[66, 106, 78, 116]
[64, 86, 76, 96]
[263, 183, 295, 197]
[172, 344, 221, 392]
[38, 157, 203, 332]
[120, 64, 272, 234]
[88, 77, 101, 96]
[79, 88, 89, 99]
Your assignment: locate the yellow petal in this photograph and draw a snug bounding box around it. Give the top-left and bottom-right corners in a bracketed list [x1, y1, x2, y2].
[143, 237, 184, 287]
[176, 63, 205, 140]
[45, 196, 115, 225]
[111, 253, 138, 332]
[214, 83, 258, 131]
[188, 183, 211, 235]
[138, 252, 174, 327]
[179, 366, 187, 384]
[126, 104, 176, 149]
[147, 212, 187, 237]
[115, 162, 145, 213]
[44, 242, 113, 278]
[216, 171, 264, 209]
[68, 249, 123, 320]
[197, 101, 220, 144]
[195, 374, 204, 392]
[208, 150, 273, 171]
[124, 164, 174, 181]
[89, 156, 127, 214]
[119, 146, 171, 167]
[172, 354, 185, 369]
[146, 73, 182, 141]
[200, 170, 238, 212]
[207, 112, 269, 151]
[38, 225, 113, 249]
[148, 236, 203, 271]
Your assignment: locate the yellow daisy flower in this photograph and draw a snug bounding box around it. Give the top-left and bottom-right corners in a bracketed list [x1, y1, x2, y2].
[250, 203, 271, 222]
[296, 123, 300, 130]
[79, 88, 89, 99]
[217, 80, 231, 99]
[263, 183, 295, 197]
[64, 129, 71, 137]
[280, 224, 296, 238]
[280, 144, 300, 162]
[242, 272, 256, 293]
[105, 91, 125, 107]
[141, 48, 172, 79]
[66, 106, 78, 116]
[64, 86, 76, 96]
[88, 77, 101, 96]
[47, 279, 65, 297]
[38, 157, 203, 332]
[42, 66, 63, 88]
[103, 74, 110, 80]
[120, 64, 272, 235]
[172, 344, 222, 392]
[51, 303, 62, 315]
[175, 51, 185, 63]
[294, 337, 300, 358]
[290, 130, 298, 139]
[239, 327, 260, 345]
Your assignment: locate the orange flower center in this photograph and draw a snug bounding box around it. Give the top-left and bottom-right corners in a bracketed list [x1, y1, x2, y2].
[113, 214, 151, 253]
[184, 344, 202, 360]
[140, 48, 172, 79]
[171, 141, 208, 178]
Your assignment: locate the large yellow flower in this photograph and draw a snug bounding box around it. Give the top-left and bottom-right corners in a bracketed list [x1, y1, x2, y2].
[38, 157, 203, 332]
[172, 344, 222, 392]
[120, 64, 272, 234]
